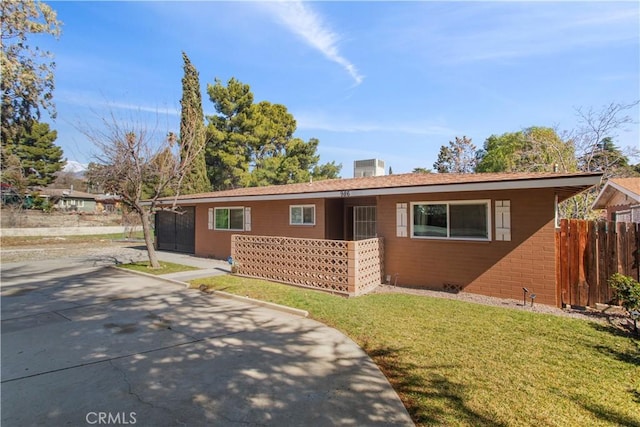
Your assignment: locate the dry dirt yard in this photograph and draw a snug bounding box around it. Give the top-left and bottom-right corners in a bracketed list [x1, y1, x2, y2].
[0, 235, 145, 264]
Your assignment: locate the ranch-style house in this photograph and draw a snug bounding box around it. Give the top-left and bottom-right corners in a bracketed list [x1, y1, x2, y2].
[155, 172, 602, 306]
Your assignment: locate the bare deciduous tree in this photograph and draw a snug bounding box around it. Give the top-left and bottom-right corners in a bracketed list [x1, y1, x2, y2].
[82, 110, 206, 268]
[560, 100, 639, 219]
[574, 101, 639, 175]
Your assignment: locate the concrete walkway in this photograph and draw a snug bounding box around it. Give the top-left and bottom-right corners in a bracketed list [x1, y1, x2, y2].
[138, 248, 233, 282]
[1, 257, 413, 426]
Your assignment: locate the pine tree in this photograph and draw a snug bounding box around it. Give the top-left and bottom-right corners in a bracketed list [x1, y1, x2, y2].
[433, 136, 477, 173]
[179, 52, 210, 194]
[206, 78, 253, 190]
[206, 77, 340, 189]
[8, 122, 65, 186]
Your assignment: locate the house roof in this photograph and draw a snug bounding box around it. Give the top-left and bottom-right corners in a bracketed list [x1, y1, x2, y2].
[592, 177, 640, 209]
[95, 194, 122, 202]
[38, 188, 97, 200]
[158, 172, 602, 205]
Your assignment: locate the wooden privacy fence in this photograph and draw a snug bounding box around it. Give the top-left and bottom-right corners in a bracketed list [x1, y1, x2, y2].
[230, 235, 384, 296]
[556, 219, 640, 308]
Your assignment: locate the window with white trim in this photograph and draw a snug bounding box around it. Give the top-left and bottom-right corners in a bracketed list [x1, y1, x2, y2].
[411, 200, 490, 240]
[290, 205, 315, 225]
[212, 207, 245, 231]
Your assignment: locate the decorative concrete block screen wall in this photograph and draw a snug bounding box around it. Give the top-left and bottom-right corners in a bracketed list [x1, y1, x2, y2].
[231, 235, 384, 296]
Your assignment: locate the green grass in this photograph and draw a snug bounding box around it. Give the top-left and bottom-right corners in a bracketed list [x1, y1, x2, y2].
[191, 275, 640, 427]
[118, 260, 199, 275]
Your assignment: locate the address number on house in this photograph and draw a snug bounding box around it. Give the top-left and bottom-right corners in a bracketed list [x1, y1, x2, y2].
[340, 191, 351, 198]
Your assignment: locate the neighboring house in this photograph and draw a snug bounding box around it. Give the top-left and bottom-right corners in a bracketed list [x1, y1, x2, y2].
[156, 172, 601, 306]
[1, 183, 21, 206]
[38, 188, 97, 213]
[95, 194, 122, 213]
[592, 177, 640, 223]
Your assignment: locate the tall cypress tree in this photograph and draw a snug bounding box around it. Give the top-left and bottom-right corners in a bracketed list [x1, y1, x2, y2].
[179, 52, 210, 194]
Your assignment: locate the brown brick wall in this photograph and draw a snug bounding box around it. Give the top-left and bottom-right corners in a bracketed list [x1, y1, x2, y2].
[377, 189, 559, 306]
[194, 199, 326, 259]
[188, 188, 560, 306]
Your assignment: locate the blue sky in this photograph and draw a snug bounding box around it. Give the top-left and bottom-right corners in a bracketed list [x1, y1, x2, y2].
[45, 1, 639, 177]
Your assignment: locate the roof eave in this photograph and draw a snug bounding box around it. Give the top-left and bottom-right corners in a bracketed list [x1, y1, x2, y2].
[159, 174, 603, 206]
[592, 180, 640, 210]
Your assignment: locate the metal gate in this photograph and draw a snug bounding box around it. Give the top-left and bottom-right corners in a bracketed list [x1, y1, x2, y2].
[156, 207, 195, 253]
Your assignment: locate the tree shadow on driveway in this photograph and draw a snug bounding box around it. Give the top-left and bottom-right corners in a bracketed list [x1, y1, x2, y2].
[1, 259, 413, 426]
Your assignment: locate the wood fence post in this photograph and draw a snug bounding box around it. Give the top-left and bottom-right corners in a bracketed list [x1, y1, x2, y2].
[586, 221, 598, 307]
[568, 220, 578, 306]
[576, 220, 588, 306]
[558, 219, 570, 307]
[605, 221, 618, 303]
[616, 222, 626, 275]
[596, 221, 608, 304]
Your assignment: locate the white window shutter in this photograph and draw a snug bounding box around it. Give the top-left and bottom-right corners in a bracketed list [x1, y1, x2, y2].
[396, 203, 407, 237]
[244, 207, 251, 231]
[208, 208, 213, 230]
[495, 200, 511, 241]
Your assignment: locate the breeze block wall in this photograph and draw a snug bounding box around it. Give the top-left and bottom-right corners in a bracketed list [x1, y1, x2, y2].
[378, 188, 559, 306]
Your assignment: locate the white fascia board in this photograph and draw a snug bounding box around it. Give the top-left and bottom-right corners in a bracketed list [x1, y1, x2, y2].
[161, 175, 601, 206]
[341, 175, 601, 198]
[592, 185, 614, 210]
[155, 191, 332, 206]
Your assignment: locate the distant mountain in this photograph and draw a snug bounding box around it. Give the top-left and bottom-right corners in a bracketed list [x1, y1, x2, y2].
[63, 161, 88, 174]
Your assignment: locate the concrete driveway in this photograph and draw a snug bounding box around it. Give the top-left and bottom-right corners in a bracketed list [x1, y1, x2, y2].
[1, 257, 413, 426]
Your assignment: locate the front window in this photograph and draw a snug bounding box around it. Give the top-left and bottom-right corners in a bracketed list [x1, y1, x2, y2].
[290, 205, 315, 225]
[214, 207, 244, 231]
[412, 200, 490, 240]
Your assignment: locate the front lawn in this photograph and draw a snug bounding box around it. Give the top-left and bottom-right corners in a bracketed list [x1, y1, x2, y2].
[118, 261, 199, 275]
[192, 275, 640, 427]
